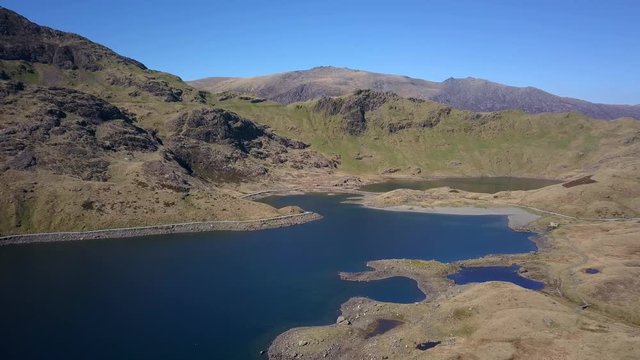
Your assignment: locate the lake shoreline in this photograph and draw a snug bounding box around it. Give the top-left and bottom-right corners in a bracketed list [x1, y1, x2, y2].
[0, 211, 322, 246]
[362, 204, 540, 231]
[0, 186, 543, 246]
[269, 218, 640, 359]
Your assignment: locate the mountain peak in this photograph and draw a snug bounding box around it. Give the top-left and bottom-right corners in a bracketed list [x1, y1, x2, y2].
[0, 7, 39, 35]
[0, 6, 146, 71]
[307, 65, 361, 73]
[309, 65, 340, 70]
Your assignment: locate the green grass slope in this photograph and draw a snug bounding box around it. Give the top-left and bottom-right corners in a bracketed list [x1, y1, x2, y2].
[214, 91, 639, 178]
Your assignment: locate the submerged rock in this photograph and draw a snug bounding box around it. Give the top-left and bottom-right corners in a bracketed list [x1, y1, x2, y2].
[416, 340, 441, 351]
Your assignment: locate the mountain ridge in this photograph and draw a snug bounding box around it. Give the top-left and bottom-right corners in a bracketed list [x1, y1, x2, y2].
[189, 66, 640, 120]
[0, 7, 146, 71]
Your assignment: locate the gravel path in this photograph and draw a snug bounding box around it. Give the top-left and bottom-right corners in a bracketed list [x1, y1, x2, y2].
[0, 212, 321, 245]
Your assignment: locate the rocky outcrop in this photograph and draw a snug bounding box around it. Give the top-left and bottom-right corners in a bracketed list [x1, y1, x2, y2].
[314, 90, 400, 135]
[0, 82, 158, 180]
[166, 136, 267, 182]
[0, 7, 146, 71]
[138, 80, 183, 102]
[169, 108, 270, 149]
[141, 160, 192, 192]
[166, 108, 335, 182]
[168, 108, 307, 152]
[106, 75, 185, 102]
[385, 107, 450, 133]
[314, 89, 398, 117]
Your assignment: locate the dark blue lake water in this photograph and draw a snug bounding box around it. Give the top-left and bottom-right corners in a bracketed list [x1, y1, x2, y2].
[448, 265, 544, 290]
[0, 194, 537, 360]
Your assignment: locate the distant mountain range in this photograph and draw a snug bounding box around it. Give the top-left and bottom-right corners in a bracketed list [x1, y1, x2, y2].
[189, 66, 640, 120]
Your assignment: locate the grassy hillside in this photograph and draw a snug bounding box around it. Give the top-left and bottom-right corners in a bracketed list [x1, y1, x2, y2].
[0, 8, 335, 236]
[213, 92, 639, 178]
[0, 59, 335, 235]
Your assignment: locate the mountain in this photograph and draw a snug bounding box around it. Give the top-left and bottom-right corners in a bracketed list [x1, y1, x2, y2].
[189, 66, 640, 120]
[0, 7, 335, 235]
[0, 6, 146, 71]
[188, 67, 441, 104]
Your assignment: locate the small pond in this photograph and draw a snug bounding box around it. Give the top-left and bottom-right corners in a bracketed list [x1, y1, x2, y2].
[447, 264, 544, 290]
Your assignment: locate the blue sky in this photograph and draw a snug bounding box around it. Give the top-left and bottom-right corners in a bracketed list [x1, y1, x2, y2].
[2, 0, 639, 104]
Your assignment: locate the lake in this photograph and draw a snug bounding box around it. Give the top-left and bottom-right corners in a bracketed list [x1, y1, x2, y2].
[360, 176, 560, 193]
[448, 264, 544, 290]
[0, 194, 537, 360]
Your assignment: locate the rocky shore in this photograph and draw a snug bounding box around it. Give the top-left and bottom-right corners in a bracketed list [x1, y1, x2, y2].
[0, 211, 321, 245]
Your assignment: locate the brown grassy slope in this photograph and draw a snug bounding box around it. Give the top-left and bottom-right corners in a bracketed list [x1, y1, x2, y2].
[0, 82, 296, 235]
[0, 168, 284, 234]
[544, 222, 640, 325]
[270, 274, 640, 360]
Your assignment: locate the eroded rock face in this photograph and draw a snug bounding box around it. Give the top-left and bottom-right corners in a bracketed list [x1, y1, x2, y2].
[169, 108, 267, 148]
[0, 7, 146, 71]
[166, 108, 283, 182]
[385, 107, 450, 133]
[166, 108, 335, 182]
[138, 80, 183, 102]
[141, 160, 192, 193]
[314, 90, 400, 135]
[166, 136, 267, 182]
[0, 82, 158, 180]
[106, 75, 185, 102]
[30, 86, 130, 122]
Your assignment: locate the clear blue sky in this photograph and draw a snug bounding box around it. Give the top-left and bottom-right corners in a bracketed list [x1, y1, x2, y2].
[2, 0, 639, 104]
